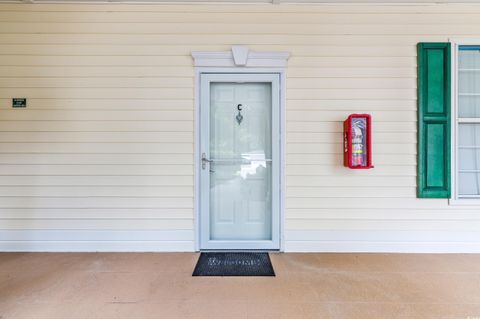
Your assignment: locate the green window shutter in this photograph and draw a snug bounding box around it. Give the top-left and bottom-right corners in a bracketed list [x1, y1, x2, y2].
[417, 42, 451, 198]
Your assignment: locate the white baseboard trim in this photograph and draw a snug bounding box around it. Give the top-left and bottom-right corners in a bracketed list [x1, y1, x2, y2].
[285, 241, 480, 253]
[2, 230, 480, 253]
[2, 241, 479, 253]
[0, 241, 195, 252]
[284, 230, 480, 253]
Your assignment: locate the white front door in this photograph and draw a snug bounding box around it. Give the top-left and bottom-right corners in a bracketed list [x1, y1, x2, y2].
[200, 73, 280, 250]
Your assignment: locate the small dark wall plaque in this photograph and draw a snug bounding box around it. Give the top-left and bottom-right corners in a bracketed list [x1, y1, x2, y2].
[12, 98, 26, 108]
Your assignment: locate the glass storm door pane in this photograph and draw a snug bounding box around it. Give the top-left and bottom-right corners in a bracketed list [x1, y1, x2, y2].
[209, 82, 272, 241]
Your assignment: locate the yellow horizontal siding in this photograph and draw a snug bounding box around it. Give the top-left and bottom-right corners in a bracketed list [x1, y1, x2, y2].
[0, 3, 479, 251]
[287, 132, 416, 143]
[285, 220, 480, 231]
[0, 34, 453, 45]
[0, 121, 194, 131]
[0, 88, 194, 99]
[0, 77, 194, 88]
[0, 143, 193, 153]
[287, 154, 416, 165]
[0, 110, 194, 121]
[0, 165, 193, 175]
[287, 176, 415, 187]
[286, 143, 416, 154]
[0, 175, 194, 185]
[0, 197, 194, 208]
[4, 12, 480, 24]
[0, 22, 478, 34]
[0, 132, 194, 143]
[0, 66, 195, 77]
[287, 121, 417, 133]
[0, 44, 416, 56]
[0, 186, 193, 197]
[286, 198, 468, 209]
[0, 208, 193, 219]
[1, 4, 480, 13]
[0, 219, 193, 230]
[0, 99, 194, 110]
[287, 165, 416, 176]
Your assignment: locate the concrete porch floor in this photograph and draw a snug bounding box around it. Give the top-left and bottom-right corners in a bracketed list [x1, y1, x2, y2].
[0, 253, 480, 319]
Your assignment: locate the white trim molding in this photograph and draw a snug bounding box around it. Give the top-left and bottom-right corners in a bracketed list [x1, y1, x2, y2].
[192, 46, 288, 252]
[449, 38, 480, 206]
[191, 46, 290, 68]
[199, 73, 281, 251]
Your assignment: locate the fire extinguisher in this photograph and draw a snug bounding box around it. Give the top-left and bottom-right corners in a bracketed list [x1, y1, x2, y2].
[343, 114, 373, 169]
[351, 124, 364, 166]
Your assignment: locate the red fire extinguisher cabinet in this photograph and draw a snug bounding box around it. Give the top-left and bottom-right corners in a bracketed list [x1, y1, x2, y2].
[344, 114, 373, 169]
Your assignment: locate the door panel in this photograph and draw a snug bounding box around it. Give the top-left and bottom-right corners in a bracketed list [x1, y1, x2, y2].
[200, 74, 280, 250]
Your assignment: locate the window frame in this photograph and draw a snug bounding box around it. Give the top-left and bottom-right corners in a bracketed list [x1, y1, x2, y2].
[450, 38, 480, 205]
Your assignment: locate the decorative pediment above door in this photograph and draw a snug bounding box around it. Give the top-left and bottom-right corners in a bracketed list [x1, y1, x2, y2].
[191, 46, 290, 68]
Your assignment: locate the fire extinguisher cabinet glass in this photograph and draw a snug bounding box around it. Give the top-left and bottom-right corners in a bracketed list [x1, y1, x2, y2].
[344, 114, 373, 169]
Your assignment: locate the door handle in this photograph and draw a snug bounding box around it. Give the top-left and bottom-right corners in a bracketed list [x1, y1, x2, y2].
[201, 153, 212, 170]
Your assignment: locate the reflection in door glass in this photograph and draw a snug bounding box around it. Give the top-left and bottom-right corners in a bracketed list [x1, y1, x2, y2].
[209, 82, 273, 241]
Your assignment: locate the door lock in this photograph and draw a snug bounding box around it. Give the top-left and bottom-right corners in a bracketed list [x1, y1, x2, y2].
[201, 153, 212, 170]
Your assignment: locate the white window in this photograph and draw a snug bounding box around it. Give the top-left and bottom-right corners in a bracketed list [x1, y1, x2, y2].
[454, 45, 480, 200]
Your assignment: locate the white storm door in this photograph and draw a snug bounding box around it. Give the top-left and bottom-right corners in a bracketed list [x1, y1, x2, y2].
[200, 73, 280, 250]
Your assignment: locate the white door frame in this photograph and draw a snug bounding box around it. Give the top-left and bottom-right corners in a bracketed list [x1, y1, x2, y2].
[194, 68, 286, 251]
[199, 73, 281, 250]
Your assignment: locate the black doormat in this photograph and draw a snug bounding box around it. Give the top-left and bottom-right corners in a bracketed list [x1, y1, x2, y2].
[192, 252, 275, 276]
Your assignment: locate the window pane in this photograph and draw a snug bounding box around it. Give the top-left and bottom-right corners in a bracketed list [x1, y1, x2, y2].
[458, 123, 480, 196]
[459, 172, 480, 196]
[458, 149, 480, 170]
[458, 96, 480, 118]
[458, 48, 480, 118]
[458, 48, 480, 69]
[458, 123, 480, 146]
[459, 72, 480, 94]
